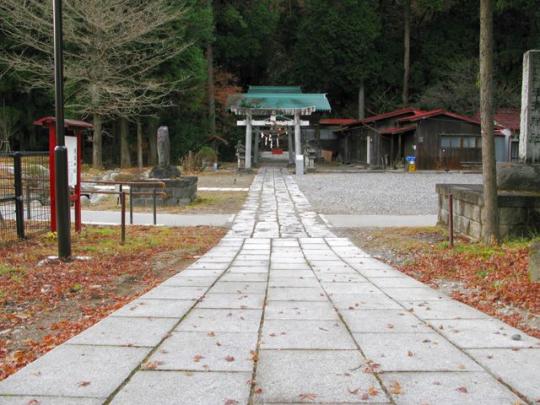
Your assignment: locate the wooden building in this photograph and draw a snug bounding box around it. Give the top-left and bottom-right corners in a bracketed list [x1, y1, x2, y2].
[334, 108, 511, 170]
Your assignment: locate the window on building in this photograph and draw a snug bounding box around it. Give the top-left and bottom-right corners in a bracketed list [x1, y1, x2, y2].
[441, 134, 480, 149]
[463, 136, 476, 148]
[440, 136, 461, 148]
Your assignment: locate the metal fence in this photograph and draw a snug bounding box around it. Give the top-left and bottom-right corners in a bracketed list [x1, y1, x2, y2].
[0, 152, 50, 243]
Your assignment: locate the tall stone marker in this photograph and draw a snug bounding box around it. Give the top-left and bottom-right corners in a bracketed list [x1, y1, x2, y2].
[520, 50, 540, 163]
[149, 126, 180, 179]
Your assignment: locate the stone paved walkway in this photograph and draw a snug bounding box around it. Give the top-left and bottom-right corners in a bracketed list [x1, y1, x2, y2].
[1, 167, 539, 404]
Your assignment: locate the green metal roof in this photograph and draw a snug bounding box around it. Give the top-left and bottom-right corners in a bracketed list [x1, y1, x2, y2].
[248, 86, 303, 94]
[228, 86, 331, 115]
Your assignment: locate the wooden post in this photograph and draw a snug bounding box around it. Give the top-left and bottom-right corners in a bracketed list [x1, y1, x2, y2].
[448, 194, 454, 248]
[245, 113, 252, 169]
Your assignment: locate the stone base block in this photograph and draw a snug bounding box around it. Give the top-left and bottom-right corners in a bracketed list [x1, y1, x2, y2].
[132, 177, 197, 207]
[497, 162, 540, 191]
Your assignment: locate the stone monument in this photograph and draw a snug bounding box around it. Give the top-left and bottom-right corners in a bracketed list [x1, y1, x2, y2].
[498, 50, 540, 190]
[149, 126, 181, 179]
[437, 50, 540, 240]
[133, 125, 197, 207]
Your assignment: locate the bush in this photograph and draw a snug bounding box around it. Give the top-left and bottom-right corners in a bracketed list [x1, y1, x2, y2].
[197, 146, 218, 164]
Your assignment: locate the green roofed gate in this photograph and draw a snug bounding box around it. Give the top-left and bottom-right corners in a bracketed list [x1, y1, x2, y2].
[227, 86, 331, 174]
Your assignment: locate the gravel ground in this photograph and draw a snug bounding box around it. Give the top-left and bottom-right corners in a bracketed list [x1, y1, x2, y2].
[296, 172, 483, 215]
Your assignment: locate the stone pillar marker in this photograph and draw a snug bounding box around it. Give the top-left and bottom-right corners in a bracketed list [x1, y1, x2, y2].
[498, 49, 540, 191]
[520, 50, 540, 163]
[149, 125, 180, 179]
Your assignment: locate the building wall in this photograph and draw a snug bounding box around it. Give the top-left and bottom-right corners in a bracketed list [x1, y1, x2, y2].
[415, 117, 481, 170]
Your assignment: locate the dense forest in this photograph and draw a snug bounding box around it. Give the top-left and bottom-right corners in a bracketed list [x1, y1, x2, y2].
[0, 0, 538, 167]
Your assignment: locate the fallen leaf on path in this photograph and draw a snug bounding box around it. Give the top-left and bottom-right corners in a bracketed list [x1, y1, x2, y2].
[299, 393, 317, 401]
[389, 380, 402, 395]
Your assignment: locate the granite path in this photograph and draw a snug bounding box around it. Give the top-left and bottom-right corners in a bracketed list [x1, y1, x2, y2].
[0, 167, 539, 404]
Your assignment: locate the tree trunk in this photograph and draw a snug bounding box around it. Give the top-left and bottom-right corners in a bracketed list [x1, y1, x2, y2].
[207, 0, 216, 138]
[358, 80, 365, 120]
[402, 0, 411, 106]
[480, 0, 499, 244]
[148, 118, 158, 166]
[120, 117, 131, 168]
[137, 119, 143, 169]
[92, 115, 103, 168]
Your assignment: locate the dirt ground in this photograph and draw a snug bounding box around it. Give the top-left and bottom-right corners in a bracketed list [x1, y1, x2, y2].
[0, 225, 226, 380]
[338, 227, 540, 338]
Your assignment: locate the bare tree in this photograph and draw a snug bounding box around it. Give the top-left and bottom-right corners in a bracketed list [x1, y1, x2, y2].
[480, 0, 500, 244]
[0, 98, 20, 152]
[0, 0, 194, 167]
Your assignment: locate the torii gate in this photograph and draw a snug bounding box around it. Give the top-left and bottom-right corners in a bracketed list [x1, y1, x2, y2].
[228, 86, 331, 175]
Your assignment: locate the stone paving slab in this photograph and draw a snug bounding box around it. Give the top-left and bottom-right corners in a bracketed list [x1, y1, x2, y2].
[110, 371, 251, 405]
[198, 293, 265, 309]
[139, 285, 207, 300]
[353, 333, 483, 372]
[466, 348, 540, 403]
[254, 350, 388, 404]
[0, 345, 149, 398]
[264, 301, 339, 320]
[267, 287, 326, 301]
[110, 298, 194, 319]
[403, 299, 491, 320]
[261, 320, 356, 349]
[210, 281, 268, 294]
[380, 371, 523, 404]
[428, 318, 540, 348]
[175, 309, 263, 333]
[147, 331, 258, 372]
[66, 317, 177, 347]
[340, 309, 432, 333]
[331, 293, 402, 310]
[160, 275, 218, 287]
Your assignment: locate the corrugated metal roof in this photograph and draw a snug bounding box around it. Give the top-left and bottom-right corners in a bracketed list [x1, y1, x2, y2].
[360, 107, 422, 124]
[319, 118, 358, 126]
[379, 125, 417, 135]
[398, 109, 481, 126]
[473, 109, 520, 131]
[227, 92, 331, 115]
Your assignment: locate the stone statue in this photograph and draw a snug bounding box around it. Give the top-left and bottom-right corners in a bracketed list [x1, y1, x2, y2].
[149, 125, 180, 179]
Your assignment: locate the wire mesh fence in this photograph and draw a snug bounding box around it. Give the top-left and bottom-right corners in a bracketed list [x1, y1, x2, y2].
[0, 152, 50, 243]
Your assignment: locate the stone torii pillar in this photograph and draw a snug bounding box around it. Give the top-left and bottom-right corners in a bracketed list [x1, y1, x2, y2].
[245, 112, 252, 169]
[288, 130, 294, 165]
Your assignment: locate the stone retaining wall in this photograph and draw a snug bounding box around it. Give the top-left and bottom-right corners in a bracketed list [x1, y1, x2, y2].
[132, 177, 197, 207]
[436, 184, 540, 240]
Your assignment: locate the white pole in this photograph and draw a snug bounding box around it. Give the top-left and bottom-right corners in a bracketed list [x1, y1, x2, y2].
[294, 111, 304, 175]
[367, 136, 371, 165]
[245, 113, 252, 169]
[294, 111, 301, 156]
